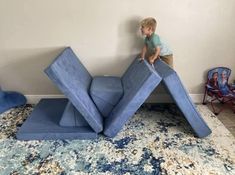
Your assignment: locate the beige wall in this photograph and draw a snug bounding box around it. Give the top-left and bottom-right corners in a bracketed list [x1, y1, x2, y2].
[0, 0, 235, 97]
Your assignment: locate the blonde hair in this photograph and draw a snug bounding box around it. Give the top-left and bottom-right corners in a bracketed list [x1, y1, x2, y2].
[140, 17, 157, 32]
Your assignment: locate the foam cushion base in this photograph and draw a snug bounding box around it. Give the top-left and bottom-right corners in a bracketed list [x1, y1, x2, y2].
[154, 59, 212, 138]
[90, 76, 123, 117]
[16, 99, 98, 140]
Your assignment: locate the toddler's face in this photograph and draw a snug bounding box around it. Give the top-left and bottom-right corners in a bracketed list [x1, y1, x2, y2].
[221, 71, 227, 79]
[213, 73, 218, 79]
[140, 26, 152, 36]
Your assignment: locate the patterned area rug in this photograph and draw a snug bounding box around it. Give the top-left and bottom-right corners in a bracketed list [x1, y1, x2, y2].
[0, 104, 234, 175]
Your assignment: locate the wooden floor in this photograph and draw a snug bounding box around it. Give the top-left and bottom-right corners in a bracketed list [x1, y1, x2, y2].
[206, 103, 235, 137]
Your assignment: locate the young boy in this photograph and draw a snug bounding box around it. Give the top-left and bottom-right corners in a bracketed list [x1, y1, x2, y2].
[139, 17, 173, 68]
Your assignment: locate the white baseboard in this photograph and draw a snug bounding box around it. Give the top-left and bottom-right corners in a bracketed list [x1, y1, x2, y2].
[26, 94, 204, 104]
[25, 95, 65, 104]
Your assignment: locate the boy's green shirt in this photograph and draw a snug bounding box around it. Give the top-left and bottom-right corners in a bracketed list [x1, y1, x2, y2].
[145, 33, 172, 56]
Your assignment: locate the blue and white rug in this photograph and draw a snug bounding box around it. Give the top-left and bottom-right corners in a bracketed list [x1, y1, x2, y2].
[0, 104, 234, 175]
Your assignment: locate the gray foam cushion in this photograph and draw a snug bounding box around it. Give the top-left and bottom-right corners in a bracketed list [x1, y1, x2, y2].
[59, 102, 89, 127]
[154, 59, 211, 138]
[44, 47, 103, 133]
[103, 59, 162, 137]
[90, 76, 123, 117]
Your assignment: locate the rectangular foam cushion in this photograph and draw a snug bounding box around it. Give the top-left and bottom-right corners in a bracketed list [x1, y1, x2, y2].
[154, 59, 211, 138]
[90, 76, 123, 106]
[103, 59, 162, 137]
[90, 76, 123, 117]
[44, 47, 103, 133]
[16, 99, 98, 140]
[59, 102, 89, 127]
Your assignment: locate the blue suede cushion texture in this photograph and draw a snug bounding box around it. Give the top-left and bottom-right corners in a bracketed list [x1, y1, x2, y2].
[103, 59, 162, 137]
[0, 90, 26, 114]
[59, 102, 89, 127]
[17, 47, 212, 140]
[90, 76, 123, 117]
[154, 59, 211, 138]
[16, 99, 98, 140]
[44, 47, 103, 133]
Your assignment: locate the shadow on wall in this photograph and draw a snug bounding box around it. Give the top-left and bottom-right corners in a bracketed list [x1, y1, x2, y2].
[0, 47, 66, 94]
[199, 68, 215, 94]
[117, 16, 144, 57]
[146, 82, 174, 103]
[77, 16, 145, 77]
[87, 54, 140, 77]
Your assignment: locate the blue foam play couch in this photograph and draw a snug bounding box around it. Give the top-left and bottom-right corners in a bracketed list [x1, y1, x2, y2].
[16, 47, 211, 140]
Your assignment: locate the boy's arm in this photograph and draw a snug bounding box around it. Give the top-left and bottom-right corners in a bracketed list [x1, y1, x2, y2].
[140, 44, 147, 60]
[148, 46, 160, 64]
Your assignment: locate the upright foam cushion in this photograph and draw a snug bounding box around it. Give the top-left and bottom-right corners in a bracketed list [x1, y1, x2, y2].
[44, 47, 103, 133]
[103, 59, 162, 137]
[154, 59, 211, 138]
[90, 76, 123, 117]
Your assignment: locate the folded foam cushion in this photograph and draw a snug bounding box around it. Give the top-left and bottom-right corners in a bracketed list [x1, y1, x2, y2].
[154, 59, 211, 138]
[103, 59, 162, 137]
[44, 47, 103, 133]
[59, 102, 89, 127]
[16, 99, 98, 140]
[90, 76, 123, 117]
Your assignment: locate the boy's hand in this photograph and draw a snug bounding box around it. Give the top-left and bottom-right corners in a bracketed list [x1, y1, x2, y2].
[138, 57, 145, 62]
[148, 55, 160, 64]
[148, 56, 155, 64]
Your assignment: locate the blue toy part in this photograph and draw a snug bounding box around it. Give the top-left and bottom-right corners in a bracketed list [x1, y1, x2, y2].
[59, 101, 89, 127]
[0, 89, 27, 114]
[16, 47, 212, 140]
[154, 59, 212, 138]
[103, 59, 162, 137]
[16, 99, 98, 140]
[44, 47, 103, 133]
[90, 76, 123, 117]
